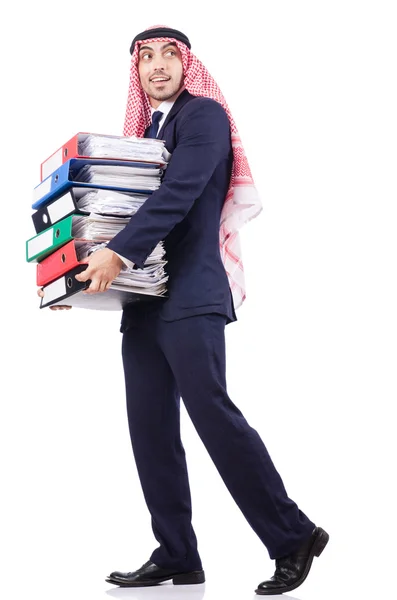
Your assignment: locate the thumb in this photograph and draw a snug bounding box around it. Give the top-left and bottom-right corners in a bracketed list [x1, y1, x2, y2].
[75, 268, 91, 282]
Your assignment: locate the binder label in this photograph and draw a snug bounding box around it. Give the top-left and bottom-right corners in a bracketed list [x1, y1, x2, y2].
[33, 177, 52, 203]
[27, 229, 53, 259]
[48, 192, 75, 223]
[42, 148, 63, 181]
[43, 277, 67, 305]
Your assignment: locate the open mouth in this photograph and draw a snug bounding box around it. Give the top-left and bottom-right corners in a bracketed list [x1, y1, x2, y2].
[150, 77, 170, 83]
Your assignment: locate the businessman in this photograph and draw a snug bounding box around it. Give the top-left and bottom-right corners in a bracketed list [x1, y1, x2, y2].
[40, 26, 329, 595]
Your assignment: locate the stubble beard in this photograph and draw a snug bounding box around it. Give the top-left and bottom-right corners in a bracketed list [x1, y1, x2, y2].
[145, 75, 184, 103]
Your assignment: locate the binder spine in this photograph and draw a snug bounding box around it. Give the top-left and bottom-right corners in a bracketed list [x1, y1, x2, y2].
[32, 191, 78, 233]
[36, 240, 82, 286]
[40, 264, 90, 308]
[32, 161, 70, 210]
[41, 134, 79, 181]
[26, 215, 74, 263]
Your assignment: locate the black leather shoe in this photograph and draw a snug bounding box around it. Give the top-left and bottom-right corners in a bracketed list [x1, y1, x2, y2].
[106, 559, 205, 587]
[255, 526, 329, 595]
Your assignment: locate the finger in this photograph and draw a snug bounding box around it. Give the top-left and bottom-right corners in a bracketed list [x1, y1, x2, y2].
[105, 281, 112, 291]
[83, 276, 101, 294]
[37, 288, 44, 298]
[50, 305, 72, 310]
[99, 280, 109, 293]
[75, 268, 92, 282]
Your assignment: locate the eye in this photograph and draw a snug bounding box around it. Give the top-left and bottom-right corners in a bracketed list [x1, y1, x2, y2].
[165, 50, 176, 57]
[140, 52, 152, 60]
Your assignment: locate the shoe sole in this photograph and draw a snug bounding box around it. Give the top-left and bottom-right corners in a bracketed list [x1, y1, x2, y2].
[255, 527, 330, 595]
[105, 570, 205, 587]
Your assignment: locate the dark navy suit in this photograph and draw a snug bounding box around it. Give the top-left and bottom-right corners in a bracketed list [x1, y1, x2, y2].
[108, 90, 236, 325]
[107, 90, 315, 571]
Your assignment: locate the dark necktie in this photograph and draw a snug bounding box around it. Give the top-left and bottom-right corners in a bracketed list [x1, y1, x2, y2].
[145, 110, 163, 138]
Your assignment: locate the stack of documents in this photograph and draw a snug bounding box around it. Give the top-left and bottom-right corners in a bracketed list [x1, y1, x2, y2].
[77, 189, 148, 216]
[31, 187, 149, 234]
[79, 133, 166, 163]
[26, 213, 165, 261]
[41, 132, 168, 180]
[27, 132, 169, 310]
[32, 158, 164, 210]
[74, 163, 161, 190]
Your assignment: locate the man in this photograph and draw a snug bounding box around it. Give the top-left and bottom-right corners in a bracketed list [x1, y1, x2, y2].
[40, 26, 329, 595]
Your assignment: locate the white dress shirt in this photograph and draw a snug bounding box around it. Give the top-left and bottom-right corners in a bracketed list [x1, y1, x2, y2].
[151, 99, 175, 138]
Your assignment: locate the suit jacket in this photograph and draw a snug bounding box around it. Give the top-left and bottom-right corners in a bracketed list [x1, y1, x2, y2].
[107, 90, 237, 329]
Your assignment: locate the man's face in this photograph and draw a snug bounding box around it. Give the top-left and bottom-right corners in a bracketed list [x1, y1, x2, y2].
[138, 41, 184, 107]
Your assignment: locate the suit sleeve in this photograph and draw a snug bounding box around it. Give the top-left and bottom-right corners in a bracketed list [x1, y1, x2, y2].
[107, 99, 231, 268]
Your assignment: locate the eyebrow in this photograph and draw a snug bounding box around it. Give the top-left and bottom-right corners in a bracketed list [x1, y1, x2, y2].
[139, 42, 177, 53]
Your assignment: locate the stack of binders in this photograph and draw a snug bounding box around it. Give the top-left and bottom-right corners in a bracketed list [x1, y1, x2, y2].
[27, 132, 169, 311]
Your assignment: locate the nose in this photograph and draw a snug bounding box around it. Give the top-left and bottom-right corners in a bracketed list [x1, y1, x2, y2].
[151, 53, 167, 71]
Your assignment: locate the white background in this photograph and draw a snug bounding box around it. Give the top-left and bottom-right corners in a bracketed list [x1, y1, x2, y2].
[1, 1, 396, 599]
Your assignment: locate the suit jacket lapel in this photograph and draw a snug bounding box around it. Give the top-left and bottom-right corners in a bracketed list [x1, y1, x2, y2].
[157, 89, 194, 139]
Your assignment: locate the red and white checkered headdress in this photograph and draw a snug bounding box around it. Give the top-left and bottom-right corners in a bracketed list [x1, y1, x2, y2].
[124, 25, 262, 310]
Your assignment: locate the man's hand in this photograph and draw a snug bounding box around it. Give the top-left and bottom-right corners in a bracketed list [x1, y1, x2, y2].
[36, 249, 122, 309]
[75, 248, 123, 294]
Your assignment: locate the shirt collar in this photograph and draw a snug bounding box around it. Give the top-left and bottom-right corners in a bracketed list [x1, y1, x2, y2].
[150, 99, 174, 120]
[149, 86, 186, 119]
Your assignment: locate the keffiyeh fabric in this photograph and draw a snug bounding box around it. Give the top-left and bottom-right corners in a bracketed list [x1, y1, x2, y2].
[124, 26, 262, 309]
